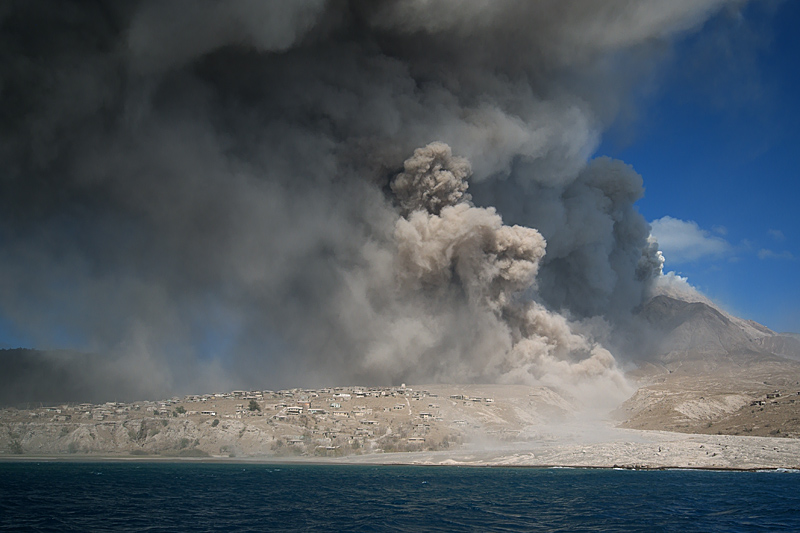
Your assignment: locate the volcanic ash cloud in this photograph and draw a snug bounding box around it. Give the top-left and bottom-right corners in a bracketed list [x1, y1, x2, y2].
[388, 142, 630, 405]
[0, 0, 736, 401]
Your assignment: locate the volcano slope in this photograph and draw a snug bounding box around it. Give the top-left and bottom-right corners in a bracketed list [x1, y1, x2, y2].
[616, 295, 800, 438]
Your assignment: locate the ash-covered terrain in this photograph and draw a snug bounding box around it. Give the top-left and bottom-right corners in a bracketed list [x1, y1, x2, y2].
[2, 293, 799, 469]
[0, 383, 573, 459]
[618, 295, 800, 438]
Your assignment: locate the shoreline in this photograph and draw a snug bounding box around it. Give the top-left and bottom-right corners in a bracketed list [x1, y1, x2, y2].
[3, 428, 799, 472]
[1, 454, 797, 473]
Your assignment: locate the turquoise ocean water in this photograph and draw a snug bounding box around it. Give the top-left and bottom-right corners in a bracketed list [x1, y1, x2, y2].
[2, 462, 799, 532]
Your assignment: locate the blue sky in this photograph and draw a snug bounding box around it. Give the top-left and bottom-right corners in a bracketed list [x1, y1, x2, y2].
[598, 0, 800, 333]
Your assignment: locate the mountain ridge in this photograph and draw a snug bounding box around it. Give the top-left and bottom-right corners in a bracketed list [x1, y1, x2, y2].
[637, 294, 798, 363]
[618, 294, 800, 437]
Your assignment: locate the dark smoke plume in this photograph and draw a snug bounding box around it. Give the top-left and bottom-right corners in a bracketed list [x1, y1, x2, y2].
[0, 0, 739, 403]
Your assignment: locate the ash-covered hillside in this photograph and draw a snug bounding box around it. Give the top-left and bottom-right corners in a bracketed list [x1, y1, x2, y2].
[636, 294, 797, 364]
[618, 294, 800, 437]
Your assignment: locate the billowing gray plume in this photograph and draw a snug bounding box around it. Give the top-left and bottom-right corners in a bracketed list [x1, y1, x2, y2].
[0, 0, 737, 402]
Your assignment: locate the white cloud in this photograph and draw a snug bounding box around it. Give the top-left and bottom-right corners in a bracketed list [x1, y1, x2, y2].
[649, 216, 731, 264]
[768, 229, 785, 241]
[650, 270, 711, 304]
[757, 249, 794, 260]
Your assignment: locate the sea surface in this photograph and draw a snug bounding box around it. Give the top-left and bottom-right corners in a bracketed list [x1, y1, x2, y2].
[2, 462, 800, 532]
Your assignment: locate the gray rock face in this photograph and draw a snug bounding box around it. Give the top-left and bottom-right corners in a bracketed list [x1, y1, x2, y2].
[755, 334, 800, 361]
[637, 295, 787, 363]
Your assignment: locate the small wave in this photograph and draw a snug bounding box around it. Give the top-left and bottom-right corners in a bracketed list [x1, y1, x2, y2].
[756, 468, 800, 474]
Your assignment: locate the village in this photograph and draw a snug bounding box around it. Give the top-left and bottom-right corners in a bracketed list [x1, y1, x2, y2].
[4, 379, 800, 465]
[0, 383, 556, 458]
